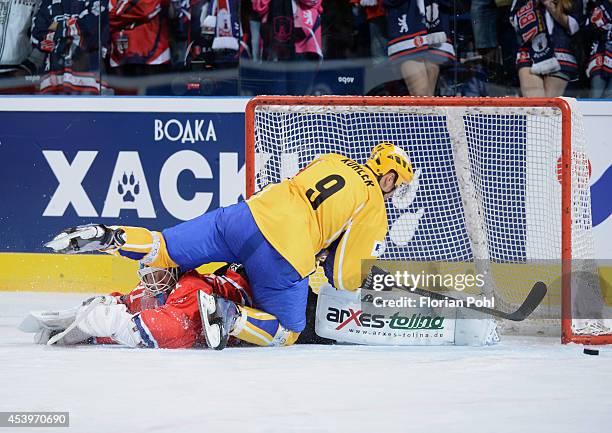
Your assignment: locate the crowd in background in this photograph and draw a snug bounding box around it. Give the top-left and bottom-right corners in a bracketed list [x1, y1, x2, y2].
[0, 0, 610, 97]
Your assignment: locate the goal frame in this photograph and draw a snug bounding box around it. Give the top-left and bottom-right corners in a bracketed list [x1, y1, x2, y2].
[245, 95, 609, 345]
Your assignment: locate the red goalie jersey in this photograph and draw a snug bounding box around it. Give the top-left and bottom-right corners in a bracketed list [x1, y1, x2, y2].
[105, 265, 252, 349]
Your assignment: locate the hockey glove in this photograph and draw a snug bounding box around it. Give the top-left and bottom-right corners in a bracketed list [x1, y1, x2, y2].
[45, 224, 125, 254]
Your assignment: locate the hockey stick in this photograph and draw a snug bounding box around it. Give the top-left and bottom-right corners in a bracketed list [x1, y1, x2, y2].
[363, 266, 547, 322]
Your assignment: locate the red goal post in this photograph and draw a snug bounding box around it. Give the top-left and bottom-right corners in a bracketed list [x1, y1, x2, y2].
[245, 96, 610, 345]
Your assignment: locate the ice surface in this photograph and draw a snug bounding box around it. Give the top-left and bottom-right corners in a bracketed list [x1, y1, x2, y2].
[1, 292, 611, 433]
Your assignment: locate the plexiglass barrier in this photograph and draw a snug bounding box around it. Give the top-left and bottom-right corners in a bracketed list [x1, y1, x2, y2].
[0, 0, 608, 98]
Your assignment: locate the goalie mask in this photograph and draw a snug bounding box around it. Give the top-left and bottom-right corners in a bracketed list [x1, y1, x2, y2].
[137, 265, 181, 297]
[365, 142, 414, 187]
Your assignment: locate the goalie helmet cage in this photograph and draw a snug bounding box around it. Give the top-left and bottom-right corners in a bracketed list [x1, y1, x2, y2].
[245, 96, 610, 345]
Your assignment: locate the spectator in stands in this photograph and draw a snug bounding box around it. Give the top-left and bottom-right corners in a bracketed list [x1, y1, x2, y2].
[471, 0, 519, 88]
[252, 0, 323, 61]
[0, 0, 45, 85]
[472, 0, 499, 64]
[31, 0, 107, 94]
[384, 0, 455, 96]
[186, 0, 244, 70]
[351, 0, 388, 63]
[511, 0, 585, 97]
[243, 0, 321, 95]
[108, 0, 190, 76]
[585, 0, 612, 97]
[321, 0, 358, 60]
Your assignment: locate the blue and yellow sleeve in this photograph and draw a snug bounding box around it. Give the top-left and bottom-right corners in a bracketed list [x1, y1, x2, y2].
[106, 226, 179, 268]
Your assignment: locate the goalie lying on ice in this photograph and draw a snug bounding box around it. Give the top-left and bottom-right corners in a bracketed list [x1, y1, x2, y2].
[45, 143, 414, 349]
[20, 264, 253, 348]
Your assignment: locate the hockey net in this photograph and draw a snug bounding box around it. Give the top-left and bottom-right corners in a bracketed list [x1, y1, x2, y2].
[245, 96, 611, 345]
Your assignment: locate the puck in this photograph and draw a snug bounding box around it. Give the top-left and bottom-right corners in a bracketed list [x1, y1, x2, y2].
[583, 348, 600, 356]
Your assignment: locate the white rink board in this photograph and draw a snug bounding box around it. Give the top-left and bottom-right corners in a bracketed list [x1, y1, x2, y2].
[1, 292, 612, 433]
[579, 101, 612, 259]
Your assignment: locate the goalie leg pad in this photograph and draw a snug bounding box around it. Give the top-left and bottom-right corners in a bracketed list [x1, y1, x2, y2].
[315, 284, 499, 346]
[35, 327, 92, 345]
[34, 328, 56, 345]
[314, 285, 455, 346]
[19, 307, 79, 333]
[453, 308, 499, 346]
[76, 302, 143, 347]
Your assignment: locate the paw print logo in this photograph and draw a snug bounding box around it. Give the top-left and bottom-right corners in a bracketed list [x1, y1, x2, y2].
[117, 172, 140, 202]
[388, 168, 425, 246]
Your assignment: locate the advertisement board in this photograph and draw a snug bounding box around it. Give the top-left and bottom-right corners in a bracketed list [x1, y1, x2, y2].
[0, 97, 609, 292]
[0, 98, 248, 252]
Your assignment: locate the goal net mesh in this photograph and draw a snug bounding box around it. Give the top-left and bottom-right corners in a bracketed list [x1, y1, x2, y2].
[250, 99, 606, 337]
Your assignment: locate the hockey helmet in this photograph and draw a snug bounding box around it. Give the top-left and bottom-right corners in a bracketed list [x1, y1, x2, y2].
[365, 142, 413, 187]
[137, 265, 181, 296]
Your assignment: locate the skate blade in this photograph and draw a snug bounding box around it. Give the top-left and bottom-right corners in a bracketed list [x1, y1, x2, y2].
[44, 230, 85, 251]
[197, 291, 222, 349]
[44, 233, 71, 251]
[206, 323, 222, 349]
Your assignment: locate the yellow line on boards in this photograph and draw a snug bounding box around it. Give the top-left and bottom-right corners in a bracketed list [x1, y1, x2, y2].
[0, 253, 225, 293]
[1, 252, 609, 306]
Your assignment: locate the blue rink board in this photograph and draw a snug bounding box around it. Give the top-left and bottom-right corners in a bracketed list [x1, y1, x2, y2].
[0, 111, 245, 252]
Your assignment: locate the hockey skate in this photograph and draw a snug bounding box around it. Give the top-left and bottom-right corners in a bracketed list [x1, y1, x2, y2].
[197, 291, 239, 350]
[45, 224, 124, 254]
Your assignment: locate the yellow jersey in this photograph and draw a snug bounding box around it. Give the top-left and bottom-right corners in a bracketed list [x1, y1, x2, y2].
[247, 153, 388, 291]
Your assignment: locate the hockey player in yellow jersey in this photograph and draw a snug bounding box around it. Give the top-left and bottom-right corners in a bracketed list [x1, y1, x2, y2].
[248, 147, 412, 291]
[45, 143, 414, 350]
